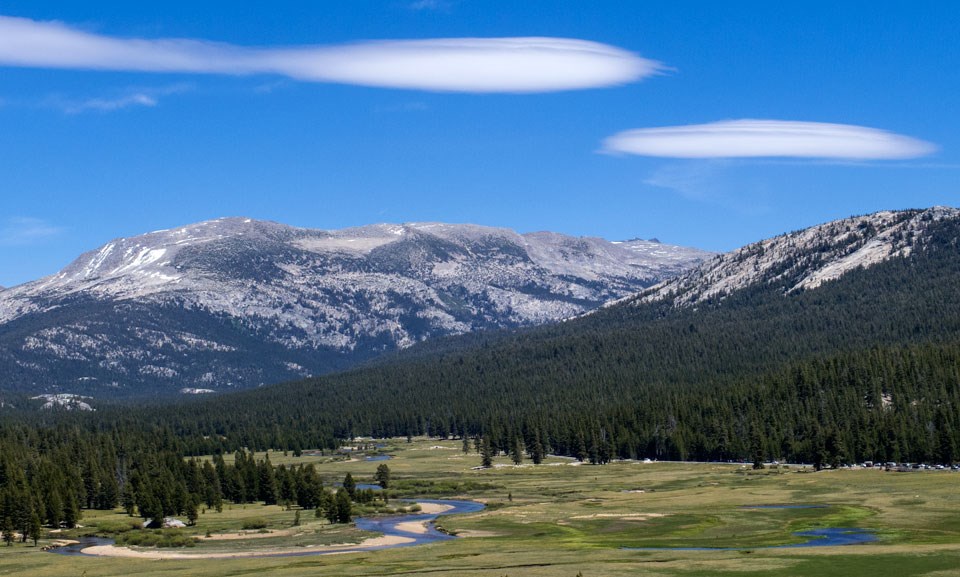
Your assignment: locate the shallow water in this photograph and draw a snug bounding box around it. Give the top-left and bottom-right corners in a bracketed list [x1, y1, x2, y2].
[624, 527, 877, 551]
[741, 504, 828, 509]
[48, 536, 114, 555]
[353, 499, 486, 550]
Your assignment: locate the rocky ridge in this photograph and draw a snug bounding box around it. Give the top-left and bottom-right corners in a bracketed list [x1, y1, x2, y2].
[625, 206, 958, 308]
[0, 218, 709, 397]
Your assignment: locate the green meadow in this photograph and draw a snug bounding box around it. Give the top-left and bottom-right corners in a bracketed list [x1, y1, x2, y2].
[2, 438, 959, 577]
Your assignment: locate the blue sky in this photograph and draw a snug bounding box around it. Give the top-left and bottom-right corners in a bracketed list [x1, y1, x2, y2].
[1, 1, 958, 287]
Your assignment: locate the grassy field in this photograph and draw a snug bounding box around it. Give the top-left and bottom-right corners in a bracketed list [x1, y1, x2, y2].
[2, 438, 959, 576]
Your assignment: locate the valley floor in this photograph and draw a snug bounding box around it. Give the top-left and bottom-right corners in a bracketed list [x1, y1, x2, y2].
[3, 438, 960, 577]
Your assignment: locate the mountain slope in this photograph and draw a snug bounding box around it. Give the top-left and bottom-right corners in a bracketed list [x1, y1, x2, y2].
[150, 206, 960, 462]
[0, 218, 709, 397]
[631, 206, 958, 307]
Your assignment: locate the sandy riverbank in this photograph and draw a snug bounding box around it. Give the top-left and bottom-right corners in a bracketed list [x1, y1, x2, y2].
[81, 533, 416, 560]
[416, 502, 453, 515]
[393, 521, 430, 535]
[78, 502, 452, 560]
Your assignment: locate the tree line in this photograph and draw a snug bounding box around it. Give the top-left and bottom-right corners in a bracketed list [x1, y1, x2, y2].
[0, 429, 389, 535]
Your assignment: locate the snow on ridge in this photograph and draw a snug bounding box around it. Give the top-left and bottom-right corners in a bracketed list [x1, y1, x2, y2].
[180, 387, 215, 394]
[0, 218, 710, 338]
[635, 206, 959, 307]
[81, 242, 116, 279]
[32, 393, 94, 411]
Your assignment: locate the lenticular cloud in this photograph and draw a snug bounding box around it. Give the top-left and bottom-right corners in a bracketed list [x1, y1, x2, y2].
[603, 120, 937, 160]
[0, 15, 660, 93]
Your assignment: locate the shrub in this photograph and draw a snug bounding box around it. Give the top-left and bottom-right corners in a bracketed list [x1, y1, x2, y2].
[241, 518, 269, 530]
[95, 519, 143, 534]
[115, 529, 199, 548]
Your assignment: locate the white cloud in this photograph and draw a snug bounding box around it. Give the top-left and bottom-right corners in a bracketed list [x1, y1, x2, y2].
[0, 15, 661, 93]
[603, 120, 937, 160]
[0, 217, 63, 245]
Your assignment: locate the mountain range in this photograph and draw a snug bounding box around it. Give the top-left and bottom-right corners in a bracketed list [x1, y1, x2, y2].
[0, 218, 709, 398]
[131, 205, 960, 463]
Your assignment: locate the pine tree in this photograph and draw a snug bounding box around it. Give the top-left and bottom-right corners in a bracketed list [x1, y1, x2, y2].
[258, 457, 278, 505]
[185, 495, 199, 526]
[481, 436, 493, 468]
[751, 426, 765, 470]
[120, 483, 136, 516]
[319, 489, 334, 521]
[45, 492, 62, 529]
[28, 511, 41, 546]
[1, 517, 13, 546]
[138, 491, 163, 525]
[343, 473, 356, 500]
[374, 464, 391, 489]
[335, 488, 352, 523]
[510, 437, 524, 465]
[62, 493, 80, 529]
[529, 431, 545, 465]
[588, 433, 600, 465]
[575, 433, 588, 463]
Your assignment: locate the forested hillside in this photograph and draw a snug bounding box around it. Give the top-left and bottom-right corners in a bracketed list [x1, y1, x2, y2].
[133, 210, 957, 461]
[1, 210, 958, 526]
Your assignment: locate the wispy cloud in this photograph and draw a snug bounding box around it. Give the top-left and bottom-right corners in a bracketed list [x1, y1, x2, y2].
[374, 100, 429, 113]
[603, 120, 937, 160]
[48, 83, 190, 114]
[644, 161, 773, 215]
[252, 79, 290, 94]
[0, 15, 662, 93]
[644, 161, 727, 201]
[408, 0, 455, 11]
[0, 217, 63, 245]
[64, 92, 156, 113]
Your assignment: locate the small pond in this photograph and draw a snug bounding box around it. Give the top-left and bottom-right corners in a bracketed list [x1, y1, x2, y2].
[741, 504, 828, 510]
[624, 527, 877, 551]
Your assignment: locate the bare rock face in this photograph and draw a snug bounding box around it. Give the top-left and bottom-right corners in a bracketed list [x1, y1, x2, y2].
[0, 218, 709, 397]
[623, 206, 959, 309]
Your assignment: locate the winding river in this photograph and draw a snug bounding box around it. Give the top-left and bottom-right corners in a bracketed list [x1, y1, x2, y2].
[50, 500, 876, 557]
[50, 498, 484, 558]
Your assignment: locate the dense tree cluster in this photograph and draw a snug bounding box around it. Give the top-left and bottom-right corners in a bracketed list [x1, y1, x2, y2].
[0, 429, 372, 534]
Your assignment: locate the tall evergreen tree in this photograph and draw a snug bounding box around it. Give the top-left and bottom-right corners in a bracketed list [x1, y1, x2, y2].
[335, 488, 352, 524]
[480, 436, 493, 468]
[374, 464, 391, 489]
[510, 437, 524, 465]
[342, 473, 356, 500]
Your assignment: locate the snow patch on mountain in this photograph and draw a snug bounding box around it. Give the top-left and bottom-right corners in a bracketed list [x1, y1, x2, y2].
[32, 393, 94, 411]
[631, 206, 958, 307]
[0, 218, 709, 396]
